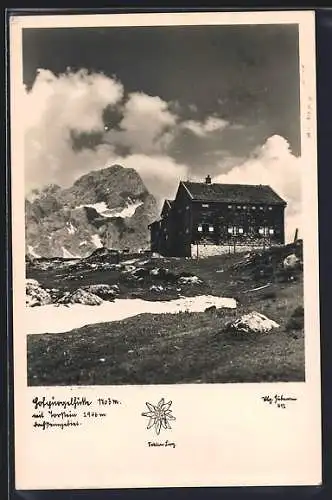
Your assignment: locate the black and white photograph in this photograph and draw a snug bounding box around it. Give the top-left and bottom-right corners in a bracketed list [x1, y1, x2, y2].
[10, 11, 322, 491]
[22, 19, 307, 387]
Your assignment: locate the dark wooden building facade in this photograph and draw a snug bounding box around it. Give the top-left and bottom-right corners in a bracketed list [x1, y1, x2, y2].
[148, 176, 287, 257]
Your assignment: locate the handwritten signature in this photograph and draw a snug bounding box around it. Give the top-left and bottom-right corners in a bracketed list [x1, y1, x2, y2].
[261, 394, 297, 409]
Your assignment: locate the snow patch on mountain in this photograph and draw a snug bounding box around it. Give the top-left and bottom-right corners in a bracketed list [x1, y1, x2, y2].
[91, 234, 103, 248]
[77, 200, 143, 218]
[27, 245, 41, 258]
[66, 222, 76, 234]
[110, 201, 144, 218]
[62, 247, 80, 259]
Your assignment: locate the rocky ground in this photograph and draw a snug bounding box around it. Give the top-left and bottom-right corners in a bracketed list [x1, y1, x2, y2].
[26, 248, 210, 305]
[27, 240, 305, 385]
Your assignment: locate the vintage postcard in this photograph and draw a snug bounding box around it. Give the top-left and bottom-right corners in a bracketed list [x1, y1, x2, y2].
[10, 10, 321, 490]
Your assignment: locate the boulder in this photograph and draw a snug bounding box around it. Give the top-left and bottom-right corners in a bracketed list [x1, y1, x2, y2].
[178, 275, 202, 285]
[228, 311, 279, 335]
[149, 285, 164, 292]
[26, 280, 52, 307]
[150, 268, 160, 276]
[26, 278, 40, 287]
[122, 264, 137, 273]
[283, 253, 301, 270]
[81, 284, 118, 300]
[56, 288, 103, 306]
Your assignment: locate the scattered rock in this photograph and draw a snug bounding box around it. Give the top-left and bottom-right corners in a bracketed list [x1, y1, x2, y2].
[283, 253, 301, 270]
[56, 288, 103, 306]
[81, 284, 118, 300]
[26, 280, 52, 307]
[149, 285, 164, 292]
[178, 271, 194, 278]
[227, 311, 279, 336]
[122, 264, 137, 273]
[178, 275, 202, 285]
[149, 267, 177, 281]
[150, 268, 160, 276]
[26, 278, 40, 287]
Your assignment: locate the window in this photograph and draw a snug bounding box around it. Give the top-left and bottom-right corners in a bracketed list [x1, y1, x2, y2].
[259, 227, 273, 236]
[268, 206, 273, 211]
[202, 203, 209, 208]
[186, 205, 190, 210]
[165, 234, 169, 240]
[252, 206, 256, 210]
[237, 205, 241, 209]
[243, 205, 247, 209]
[228, 205, 232, 209]
[259, 206, 264, 210]
[208, 225, 214, 232]
[198, 224, 203, 232]
[228, 226, 242, 235]
[185, 228, 190, 234]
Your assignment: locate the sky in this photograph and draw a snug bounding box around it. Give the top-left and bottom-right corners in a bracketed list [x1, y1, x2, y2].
[22, 23, 302, 241]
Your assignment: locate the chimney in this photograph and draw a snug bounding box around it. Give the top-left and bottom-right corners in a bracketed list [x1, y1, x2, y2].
[205, 174, 212, 184]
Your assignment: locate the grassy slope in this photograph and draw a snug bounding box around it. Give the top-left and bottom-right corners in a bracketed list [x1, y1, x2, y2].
[27, 248, 305, 386]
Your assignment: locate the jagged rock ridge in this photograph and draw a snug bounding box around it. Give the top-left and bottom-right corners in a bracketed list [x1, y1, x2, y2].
[25, 164, 158, 258]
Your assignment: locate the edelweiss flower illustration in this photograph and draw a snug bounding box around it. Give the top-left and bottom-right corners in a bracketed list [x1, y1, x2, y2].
[141, 398, 176, 435]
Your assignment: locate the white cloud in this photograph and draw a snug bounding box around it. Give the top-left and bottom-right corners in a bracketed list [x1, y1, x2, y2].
[181, 116, 229, 137]
[105, 92, 177, 154]
[24, 70, 188, 202]
[25, 69, 124, 190]
[25, 69, 123, 132]
[214, 135, 302, 243]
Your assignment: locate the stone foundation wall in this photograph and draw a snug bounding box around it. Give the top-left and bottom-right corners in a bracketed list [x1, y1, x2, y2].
[190, 243, 269, 259]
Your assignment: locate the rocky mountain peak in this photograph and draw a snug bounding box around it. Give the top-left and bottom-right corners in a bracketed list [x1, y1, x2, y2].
[25, 164, 158, 258]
